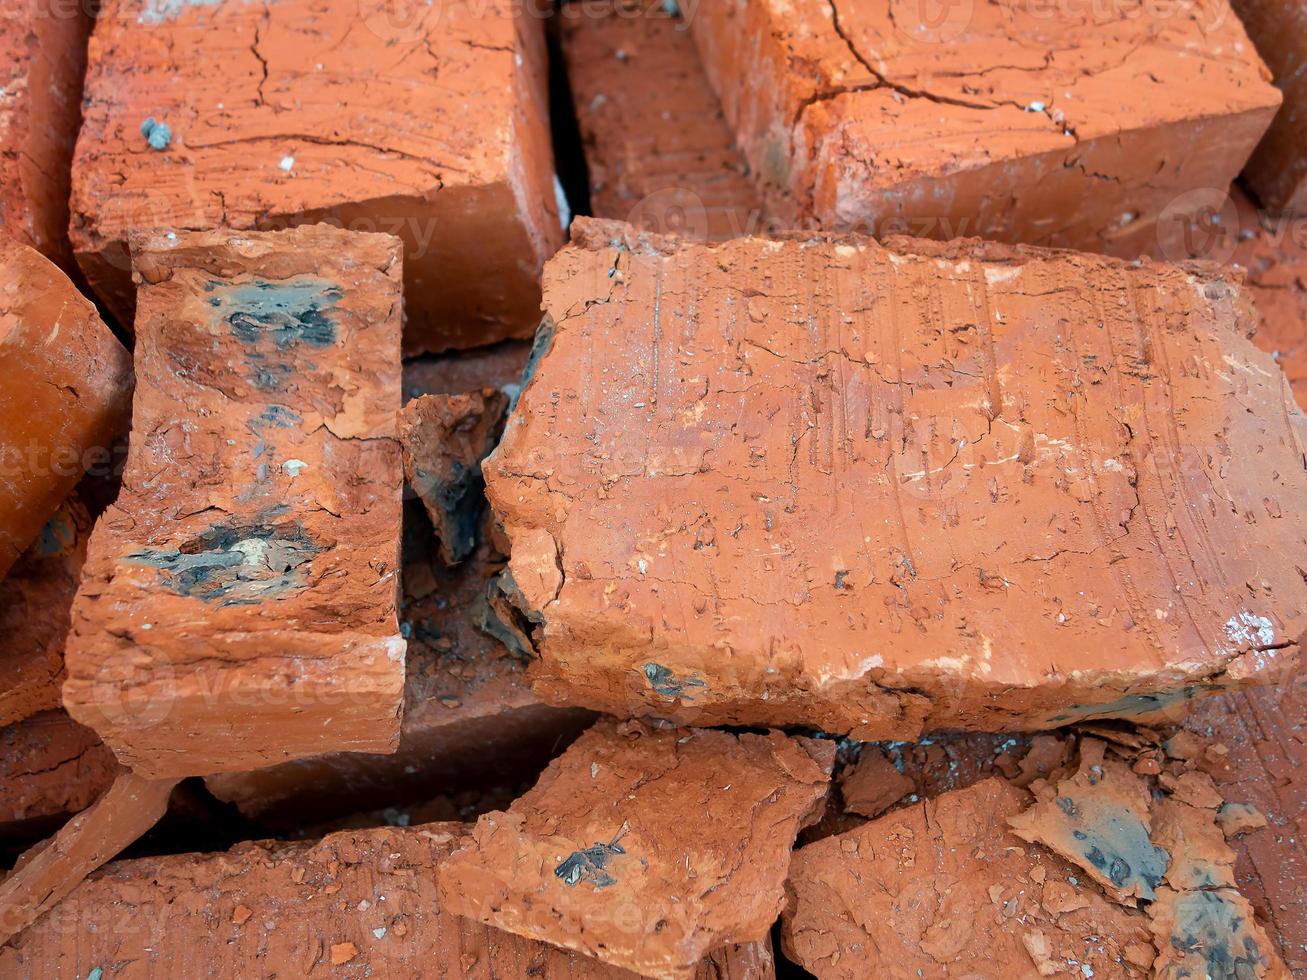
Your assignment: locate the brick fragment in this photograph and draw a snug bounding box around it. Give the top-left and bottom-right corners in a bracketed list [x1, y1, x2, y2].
[561, 0, 761, 239]
[0, 239, 132, 580]
[0, 0, 91, 267]
[62, 225, 406, 779]
[837, 747, 912, 818]
[400, 390, 509, 565]
[204, 512, 593, 828]
[0, 710, 120, 841]
[437, 719, 832, 980]
[71, 0, 562, 352]
[0, 495, 90, 727]
[0, 820, 776, 978]
[1231, 0, 1307, 209]
[689, 0, 1280, 254]
[485, 218, 1307, 737]
[0, 772, 177, 945]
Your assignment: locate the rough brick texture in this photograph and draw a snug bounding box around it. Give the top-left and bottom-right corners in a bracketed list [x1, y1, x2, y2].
[783, 779, 1157, 977]
[0, 820, 776, 978]
[71, 0, 562, 352]
[438, 720, 832, 980]
[1232, 0, 1307, 210]
[485, 218, 1307, 738]
[0, 0, 91, 268]
[62, 225, 406, 779]
[0, 238, 132, 580]
[0, 495, 91, 728]
[689, 0, 1280, 255]
[0, 710, 119, 841]
[205, 510, 593, 828]
[561, 0, 761, 240]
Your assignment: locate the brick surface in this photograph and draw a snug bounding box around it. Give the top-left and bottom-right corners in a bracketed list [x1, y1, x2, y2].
[71, 0, 562, 353]
[0, 820, 776, 978]
[1232, 0, 1307, 210]
[438, 719, 832, 980]
[0, 0, 91, 268]
[0, 495, 91, 728]
[485, 218, 1307, 738]
[204, 508, 593, 828]
[561, 0, 761, 239]
[689, 0, 1280, 255]
[0, 238, 132, 580]
[783, 779, 1157, 977]
[0, 710, 120, 841]
[62, 225, 407, 779]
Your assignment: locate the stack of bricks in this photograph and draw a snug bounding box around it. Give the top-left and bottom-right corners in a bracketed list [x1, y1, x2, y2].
[0, 0, 1304, 975]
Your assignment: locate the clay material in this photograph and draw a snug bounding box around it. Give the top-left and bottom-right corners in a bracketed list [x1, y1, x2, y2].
[0, 710, 120, 841]
[0, 771, 177, 945]
[0, 0, 91, 268]
[689, 0, 1280, 255]
[783, 778, 1156, 977]
[485, 218, 1307, 738]
[71, 0, 562, 352]
[204, 509, 593, 828]
[61, 225, 407, 779]
[400, 390, 509, 565]
[837, 746, 913, 818]
[1231, 0, 1307, 209]
[561, 0, 761, 240]
[437, 719, 832, 979]
[0, 820, 776, 978]
[0, 495, 91, 727]
[0, 239, 132, 580]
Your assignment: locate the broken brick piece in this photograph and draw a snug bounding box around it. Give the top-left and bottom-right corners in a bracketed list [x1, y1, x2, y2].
[399, 390, 509, 565]
[1231, 0, 1307, 210]
[71, 0, 562, 352]
[837, 747, 913, 818]
[437, 720, 832, 980]
[688, 0, 1279, 254]
[0, 239, 132, 580]
[0, 771, 177, 945]
[782, 779, 1155, 977]
[0, 820, 776, 978]
[0, 710, 120, 841]
[0, 0, 91, 267]
[203, 509, 592, 828]
[61, 225, 406, 779]
[561, 0, 761, 240]
[0, 495, 91, 727]
[485, 219, 1307, 738]
[1150, 886, 1288, 980]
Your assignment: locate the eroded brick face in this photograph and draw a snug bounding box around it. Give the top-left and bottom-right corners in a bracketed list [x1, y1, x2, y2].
[0, 240, 132, 580]
[70, 0, 562, 352]
[689, 0, 1280, 255]
[485, 218, 1307, 738]
[62, 225, 407, 779]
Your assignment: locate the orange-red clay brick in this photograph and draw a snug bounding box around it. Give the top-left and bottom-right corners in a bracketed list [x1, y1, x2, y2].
[62, 225, 406, 779]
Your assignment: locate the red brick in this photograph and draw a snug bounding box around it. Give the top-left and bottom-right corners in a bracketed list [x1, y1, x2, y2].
[0, 238, 132, 579]
[0, 495, 91, 728]
[438, 719, 832, 979]
[204, 519, 593, 828]
[0, 0, 91, 268]
[689, 0, 1280, 254]
[0, 710, 120, 841]
[402, 341, 532, 401]
[71, 0, 563, 353]
[485, 218, 1307, 737]
[561, 0, 761, 239]
[1231, 0, 1307, 210]
[783, 779, 1157, 977]
[0, 820, 776, 978]
[61, 225, 406, 779]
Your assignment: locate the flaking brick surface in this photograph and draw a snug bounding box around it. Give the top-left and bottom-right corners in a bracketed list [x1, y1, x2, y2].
[485, 218, 1307, 738]
[62, 225, 406, 779]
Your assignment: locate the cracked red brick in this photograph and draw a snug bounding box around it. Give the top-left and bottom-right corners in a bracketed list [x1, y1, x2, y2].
[0, 710, 120, 841]
[70, 0, 562, 353]
[61, 225, 406, 779]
